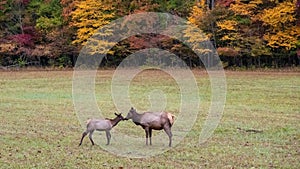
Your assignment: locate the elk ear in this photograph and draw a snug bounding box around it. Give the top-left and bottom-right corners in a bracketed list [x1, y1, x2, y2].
[114, 112, 118, 116]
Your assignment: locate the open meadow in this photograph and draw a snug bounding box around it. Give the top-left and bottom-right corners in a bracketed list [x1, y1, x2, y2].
[0, 70, 299, 168]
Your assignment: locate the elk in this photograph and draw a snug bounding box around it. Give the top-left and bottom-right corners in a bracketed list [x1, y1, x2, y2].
[79, 113, 124, 146]
[124, 107, 175, 147]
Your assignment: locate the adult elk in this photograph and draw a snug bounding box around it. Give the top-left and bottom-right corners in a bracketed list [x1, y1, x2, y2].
[79, 113, 124, 146]
[124, 107, 175, 147]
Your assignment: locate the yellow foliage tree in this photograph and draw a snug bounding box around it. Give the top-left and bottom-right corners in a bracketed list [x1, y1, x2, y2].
[71, 0, 115, 49]
[216, 20, 239, 42]
[216, 20, 238, 31]
[185, 0, 299, 66]
[188, 1, 206, 26]
[260, 0, 300, 50]
[261, 1, 296, 27]
[184, 22, 210, 54]
[229, 0, 263, 17]
[185, 1, 212, 56]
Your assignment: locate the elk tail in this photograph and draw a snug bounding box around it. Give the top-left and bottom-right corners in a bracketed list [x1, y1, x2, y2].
[167, 113, 175, 126]
[86, 119, 92, 125]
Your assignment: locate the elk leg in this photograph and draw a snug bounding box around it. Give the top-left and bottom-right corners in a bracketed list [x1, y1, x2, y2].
[79, 131, 88, 146]
[105, 131, 111, 145]
[88, 130, 95, 145]
[149, 128, 152, 145]
[164, 127, 172, 147]
[145, 128, 149, 146]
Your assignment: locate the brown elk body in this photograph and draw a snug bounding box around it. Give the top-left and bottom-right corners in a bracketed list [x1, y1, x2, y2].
[124, 107, 175, 147]
[79, 113, 124, 146]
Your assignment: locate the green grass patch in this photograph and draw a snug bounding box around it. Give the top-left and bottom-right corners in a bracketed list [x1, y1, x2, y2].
[0, 70, 299, 168]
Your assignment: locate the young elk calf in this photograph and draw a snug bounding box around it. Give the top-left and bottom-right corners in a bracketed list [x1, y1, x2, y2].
[124, 107, 175, 147]
[79, 113, 124, 146]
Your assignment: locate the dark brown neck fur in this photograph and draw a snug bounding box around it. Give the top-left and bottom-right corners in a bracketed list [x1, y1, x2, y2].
[110, 117, 122, 127]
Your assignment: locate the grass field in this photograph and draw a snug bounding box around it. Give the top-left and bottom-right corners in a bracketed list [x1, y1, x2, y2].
[0, 70, 299, 168]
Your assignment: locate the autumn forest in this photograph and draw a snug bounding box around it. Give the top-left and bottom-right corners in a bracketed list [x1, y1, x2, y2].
[0, 0, 300, 68]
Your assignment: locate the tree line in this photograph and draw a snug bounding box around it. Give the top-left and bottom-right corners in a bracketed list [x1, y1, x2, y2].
[0, 0, 299, 69]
